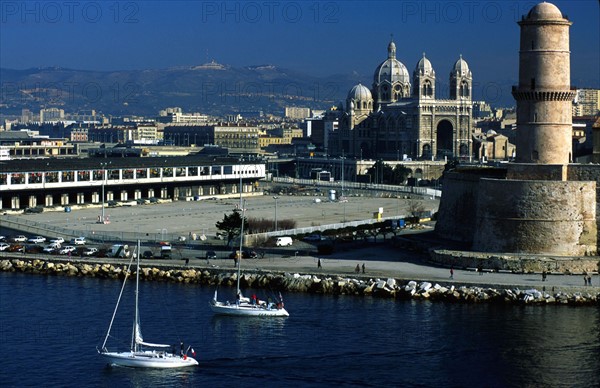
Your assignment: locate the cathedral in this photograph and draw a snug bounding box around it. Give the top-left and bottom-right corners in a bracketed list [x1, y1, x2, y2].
[334, 40, 474, 160]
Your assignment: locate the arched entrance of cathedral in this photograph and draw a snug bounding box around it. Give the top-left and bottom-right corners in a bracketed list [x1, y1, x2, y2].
[436, 120, 454, 159]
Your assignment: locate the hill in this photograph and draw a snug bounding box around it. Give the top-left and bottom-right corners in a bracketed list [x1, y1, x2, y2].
[0, 64, 364, 117]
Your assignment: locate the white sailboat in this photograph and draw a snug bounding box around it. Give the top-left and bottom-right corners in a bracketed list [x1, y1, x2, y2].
[98, 241, 199, 368]
[209, 182, 289, 317]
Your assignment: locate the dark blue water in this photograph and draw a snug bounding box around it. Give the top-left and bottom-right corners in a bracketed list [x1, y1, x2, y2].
[1, 272, 599, 387]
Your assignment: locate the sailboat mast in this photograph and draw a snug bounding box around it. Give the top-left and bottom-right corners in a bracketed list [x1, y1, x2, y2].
[101, 254, 135, 352]
[237, 160, 244, 294]
[132, 240, 141, 352]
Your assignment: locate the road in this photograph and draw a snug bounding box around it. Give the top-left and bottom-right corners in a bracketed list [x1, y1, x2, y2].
[2, 194, 598, 291]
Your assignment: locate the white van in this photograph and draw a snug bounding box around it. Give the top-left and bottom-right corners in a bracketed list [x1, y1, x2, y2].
[276, 236, 293, 247]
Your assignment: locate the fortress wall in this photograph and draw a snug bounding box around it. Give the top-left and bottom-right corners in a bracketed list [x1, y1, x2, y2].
[568, 164, 600, 249]
[472, 179, 597, 256]
[507, 163, 567, 180]
[434, 172, 481, 243]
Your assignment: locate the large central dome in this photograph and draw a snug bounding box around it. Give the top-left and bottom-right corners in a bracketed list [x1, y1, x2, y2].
[372, 39, 411, 105]
[373, 40, 410, 86]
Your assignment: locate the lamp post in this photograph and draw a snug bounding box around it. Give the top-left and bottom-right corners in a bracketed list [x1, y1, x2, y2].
[273, 196, 279, 231]
[99, 162, 108, 224]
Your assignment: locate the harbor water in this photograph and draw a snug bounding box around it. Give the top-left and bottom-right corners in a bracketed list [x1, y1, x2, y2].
[1, 272, 599, 387]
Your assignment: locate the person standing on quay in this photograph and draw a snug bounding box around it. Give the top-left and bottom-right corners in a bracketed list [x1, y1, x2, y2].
[362, 263, 366, 274]
[450, 267, 454, 279]
[317, 258, 322, 269]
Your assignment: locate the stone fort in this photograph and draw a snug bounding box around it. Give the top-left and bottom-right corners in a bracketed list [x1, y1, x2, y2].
[435, 2, 599, 267]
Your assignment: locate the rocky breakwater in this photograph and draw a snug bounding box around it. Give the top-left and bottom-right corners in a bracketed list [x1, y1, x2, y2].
[1, 258, 599, 306]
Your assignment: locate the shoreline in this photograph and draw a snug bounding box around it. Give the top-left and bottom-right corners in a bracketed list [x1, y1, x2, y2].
[2, 255, 598, 306]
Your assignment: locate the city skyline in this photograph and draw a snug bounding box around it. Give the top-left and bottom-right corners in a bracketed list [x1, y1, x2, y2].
[1, 1, 598, 106]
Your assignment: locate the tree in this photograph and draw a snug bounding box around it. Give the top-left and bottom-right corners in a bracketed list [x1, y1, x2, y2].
[407, 199, 426, 221]
[367, 160, 393, 184]
[215, 210, 249, 246]
[391, 164, 412, 185]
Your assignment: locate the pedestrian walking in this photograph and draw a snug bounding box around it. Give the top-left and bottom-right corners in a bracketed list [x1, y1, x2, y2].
[450, 267, 454, 279]
[317, 258, 322, 269]
[355, 264, 360, 274]
[587, 275, 592, 286]
[362, 263, 366, 274]
[542, 270, 547, 282]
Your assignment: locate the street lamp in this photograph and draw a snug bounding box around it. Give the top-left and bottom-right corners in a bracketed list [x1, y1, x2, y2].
[99, 162, 108, 224]
[273, 196, 279, 231]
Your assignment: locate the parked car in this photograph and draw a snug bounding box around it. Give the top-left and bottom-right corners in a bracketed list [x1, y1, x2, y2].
[0, 242, 10, 251]
[59, 246, 76, 255]
[142, 250, 154, 259]
[71, 237, 86, 245]
[12, 235, 27, 243]
[28, 236, 46, 244]
[50, 237, 65, 244]
[0, 235, 7, 242]
[25, 245, 43, 254]
[206, 250, 217, 260]
[83, 247, 98, 256]
[8, 244, 25, 252]
[42, 245, 59, 254]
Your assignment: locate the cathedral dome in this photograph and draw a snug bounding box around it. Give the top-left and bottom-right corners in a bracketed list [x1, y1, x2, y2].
[526, 2, 563, 20]
[452, 55, 470, 76]
[374, 39, 410, 86]
[415, 53, 434, 75]
[347, 83, 372, 101]
[374, 58, 410, 85]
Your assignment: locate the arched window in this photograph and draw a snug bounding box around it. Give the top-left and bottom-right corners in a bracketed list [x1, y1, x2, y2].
[461, 81, 469, 97]
[423, 80, 433, 97]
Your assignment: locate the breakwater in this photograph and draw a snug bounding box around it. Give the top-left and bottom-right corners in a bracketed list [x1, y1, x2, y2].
[2, 257, 599, 306]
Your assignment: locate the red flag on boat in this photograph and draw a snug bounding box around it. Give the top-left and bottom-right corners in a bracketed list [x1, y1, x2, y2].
[191, 348, 196, 357]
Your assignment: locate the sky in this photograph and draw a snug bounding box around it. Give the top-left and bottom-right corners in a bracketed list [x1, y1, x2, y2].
[1, 1, 598, 95]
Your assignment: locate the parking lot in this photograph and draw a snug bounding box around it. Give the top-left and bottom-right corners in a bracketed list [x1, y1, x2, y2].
[1, 191, 439, 260]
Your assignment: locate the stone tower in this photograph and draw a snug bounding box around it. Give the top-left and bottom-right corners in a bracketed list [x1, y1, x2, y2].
[512, 2, 576, 165]
[436, 1, 597, 258]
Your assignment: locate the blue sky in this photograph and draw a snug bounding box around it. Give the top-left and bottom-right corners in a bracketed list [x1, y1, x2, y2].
[1, 1, 598, 89]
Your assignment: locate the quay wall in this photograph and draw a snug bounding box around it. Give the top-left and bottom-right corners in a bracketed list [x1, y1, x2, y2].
[1, 257, 598, 306]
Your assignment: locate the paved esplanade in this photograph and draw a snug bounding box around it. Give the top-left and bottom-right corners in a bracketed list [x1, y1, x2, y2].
[22, 194, 437, 238]
[6, 195, 598, 291]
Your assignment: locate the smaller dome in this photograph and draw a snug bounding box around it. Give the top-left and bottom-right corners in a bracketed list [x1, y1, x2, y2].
[526, 2, 563, 20]
[415, 53, 434, 75]
[453, 55, 470, 75]
[347, 83, 373, 101]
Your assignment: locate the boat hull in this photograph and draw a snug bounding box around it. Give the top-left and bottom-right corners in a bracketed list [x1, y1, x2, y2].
[210, 302, 289, 317]
[101, 350, 198, 368]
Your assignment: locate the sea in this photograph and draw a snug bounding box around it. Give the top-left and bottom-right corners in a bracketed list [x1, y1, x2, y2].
[1, 272, 598, 388]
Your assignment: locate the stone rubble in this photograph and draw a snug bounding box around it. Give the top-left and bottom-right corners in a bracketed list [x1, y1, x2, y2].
[1, 258, 598, 306]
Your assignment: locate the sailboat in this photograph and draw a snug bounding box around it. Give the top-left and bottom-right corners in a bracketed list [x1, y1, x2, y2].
[209, 194, 289, 317]
[98, 241, 199, 368]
